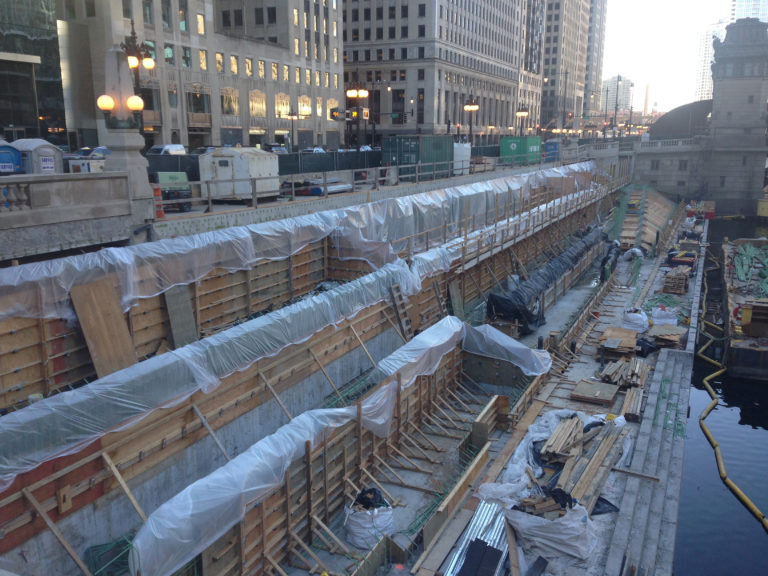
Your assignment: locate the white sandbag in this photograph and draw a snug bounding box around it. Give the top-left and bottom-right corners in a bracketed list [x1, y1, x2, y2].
[345, 504, 394, 549]
[652, 306, 678, 326]
[621, 308, 648, 333]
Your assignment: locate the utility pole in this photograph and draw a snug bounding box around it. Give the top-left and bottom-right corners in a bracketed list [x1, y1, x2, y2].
[614, 75, 622, 138]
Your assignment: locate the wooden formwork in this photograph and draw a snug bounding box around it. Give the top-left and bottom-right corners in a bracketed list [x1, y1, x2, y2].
[0, 170, 615, 564]
[0, 241, 327, 413]
[0, 301, 394, 555]
[201, 347, 465, 576]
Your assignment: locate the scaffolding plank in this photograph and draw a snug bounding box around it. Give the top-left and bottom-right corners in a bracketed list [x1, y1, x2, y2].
[69, 277, 136, 378]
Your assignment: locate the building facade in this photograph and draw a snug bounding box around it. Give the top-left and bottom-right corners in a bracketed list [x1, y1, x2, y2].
[540, 0, 591, 133]
[341, 0, 528, 146]
[0, 0, 67, 144]
[731, 0, 768, 21]
[583, 0, 607, 120]
[695, 20, 727, 102]
[59, 0, 345, 151]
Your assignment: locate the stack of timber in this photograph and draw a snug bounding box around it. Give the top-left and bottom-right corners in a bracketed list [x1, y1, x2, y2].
[621, 387, 643, 423]
[599, 358, 649, 388]
[540, 416, 582, 463]
[662, 266, 691, 295]
[598, 327, 637, 361]
[647, 324, 687, 349]
[569, 379, 620, 406]
[522, 422, 629, 516]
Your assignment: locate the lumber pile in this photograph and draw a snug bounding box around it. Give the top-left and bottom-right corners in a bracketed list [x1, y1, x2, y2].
[647, 324, 687, 349]
[662, 266, 691, 295]
[599, 358, 649, 388]
[540, 416, 583, 462]
[598, 327, 637, 361]
[570, 379, 620, 406]
[521, 422, 630, 517]
[621, 387, 643, 423]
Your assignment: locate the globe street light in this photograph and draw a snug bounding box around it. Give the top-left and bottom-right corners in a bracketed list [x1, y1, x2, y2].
[119, 19, 154, 142]
[463, 99, 479, 144]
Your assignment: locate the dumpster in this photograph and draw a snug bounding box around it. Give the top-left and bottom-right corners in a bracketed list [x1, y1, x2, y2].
[11, 138, 63, 174]
[198, 147, 280, 201]
[0, 141, 23, 175]
[381, 135, 453, 180]
[500, 136, 542, 166]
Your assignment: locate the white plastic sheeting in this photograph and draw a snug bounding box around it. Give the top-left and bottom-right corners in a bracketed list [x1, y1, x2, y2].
[0, 261, 418, 493]
[462, 323, 552, 376]
[0, 162, 598, 322]
[128, 317, 550, 576]
[0, 162, 602, 495]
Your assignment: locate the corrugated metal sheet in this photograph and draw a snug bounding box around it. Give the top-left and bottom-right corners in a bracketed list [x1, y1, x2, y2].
[443, 501, 508, 576]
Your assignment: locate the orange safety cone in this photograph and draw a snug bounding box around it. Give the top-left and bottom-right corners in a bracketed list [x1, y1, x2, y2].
[153, 186, 165, 219]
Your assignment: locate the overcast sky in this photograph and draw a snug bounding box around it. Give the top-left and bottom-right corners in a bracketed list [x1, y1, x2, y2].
[603, 0, 730, 112]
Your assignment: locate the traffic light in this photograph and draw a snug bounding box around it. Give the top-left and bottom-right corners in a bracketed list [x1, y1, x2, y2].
[351, 109, 359, 120]
[330, 107, 340, 120]
[362, 107, 369, 120]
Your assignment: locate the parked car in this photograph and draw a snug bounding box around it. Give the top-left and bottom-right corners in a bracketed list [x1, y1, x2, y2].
[359, 145, 373, 152]
[146, 144, 186, 155]
[301, 147, 326, 153]
[191, 146, 218, 155]
[268, 146, 288, 154]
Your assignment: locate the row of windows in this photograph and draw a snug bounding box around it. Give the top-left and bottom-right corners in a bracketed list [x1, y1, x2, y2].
[344, 24, 426, 42]
[650, 159, 689, 171]
[345, 4, 426, 20]
[346, 46, 424, 62]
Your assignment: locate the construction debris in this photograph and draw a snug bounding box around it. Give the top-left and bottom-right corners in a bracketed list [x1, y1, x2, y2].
[598, 327, 638, 361]
[662, 266, 691, 294]
[599, 358, 649, 388]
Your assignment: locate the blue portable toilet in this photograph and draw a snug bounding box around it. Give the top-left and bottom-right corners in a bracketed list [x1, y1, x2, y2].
[544, 140, 560, 163]
[0, 140, 23, 175]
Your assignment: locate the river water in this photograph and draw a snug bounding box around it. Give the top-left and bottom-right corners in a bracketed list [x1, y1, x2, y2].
[674, 217, 768, 575]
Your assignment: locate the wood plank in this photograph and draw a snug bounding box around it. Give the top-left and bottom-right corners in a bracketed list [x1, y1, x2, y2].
[163, 284, 197, 349]
[570, 379, 620, 406]
[70, 277, 136, 377]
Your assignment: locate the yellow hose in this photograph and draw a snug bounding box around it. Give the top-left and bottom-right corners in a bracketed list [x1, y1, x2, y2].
[697, 272, 768, 533]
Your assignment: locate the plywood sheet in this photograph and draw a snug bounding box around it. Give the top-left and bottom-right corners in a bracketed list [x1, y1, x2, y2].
[163, 284, 197, 348]
[70, 277, 136, 378]
[570, 379, 619, 406]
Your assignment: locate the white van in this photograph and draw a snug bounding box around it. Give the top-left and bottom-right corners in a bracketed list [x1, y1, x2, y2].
[146, 144, 186, 155]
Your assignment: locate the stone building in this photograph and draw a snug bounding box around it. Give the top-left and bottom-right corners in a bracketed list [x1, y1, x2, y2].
[58, 0, 345, 151]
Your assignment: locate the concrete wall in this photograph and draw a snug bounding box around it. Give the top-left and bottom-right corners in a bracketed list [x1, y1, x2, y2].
[0, 327, 401, 575]
[0, 172, 134, 261]
[631, 139, 708, 200]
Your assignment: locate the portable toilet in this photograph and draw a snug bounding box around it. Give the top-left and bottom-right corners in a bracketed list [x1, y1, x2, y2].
[198, 147, 280, 201]
[11, 138, 63, 174]
[0, 140, 23, 175]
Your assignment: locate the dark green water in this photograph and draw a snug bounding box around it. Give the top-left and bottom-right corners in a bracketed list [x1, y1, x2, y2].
[674, 218, 768, 575]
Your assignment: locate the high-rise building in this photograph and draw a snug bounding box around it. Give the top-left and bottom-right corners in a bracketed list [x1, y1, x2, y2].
[58, 0, 345, 151]
[541, 0, 591, 132]
[601, 75, 633, 124]
[695, 20, 727, 101]
[0, 0, 67, 144]
[584, 0, 608, 119]
[341, 1, 527, 146]
[730, 0, 768, 21]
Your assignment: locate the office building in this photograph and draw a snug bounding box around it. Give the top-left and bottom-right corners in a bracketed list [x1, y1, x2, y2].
[541, 0, 591, 132]
[584, 0, 608, 120]
[341, 1, 528, 146]
[58, 0, 345, 151]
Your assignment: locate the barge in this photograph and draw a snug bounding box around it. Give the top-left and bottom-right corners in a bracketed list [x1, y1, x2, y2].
[722, 237, 768, 380]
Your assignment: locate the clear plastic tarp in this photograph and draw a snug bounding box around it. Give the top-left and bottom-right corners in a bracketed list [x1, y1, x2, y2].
[129, 317, 550, 576]
[0, 162, 598, 322]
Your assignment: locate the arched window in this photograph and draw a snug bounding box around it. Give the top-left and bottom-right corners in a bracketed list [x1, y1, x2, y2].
[275, 93, 291, 118]
[220, 87, 239, 115]
[249, 90, 266, 118]
[298, 95, 312, 118]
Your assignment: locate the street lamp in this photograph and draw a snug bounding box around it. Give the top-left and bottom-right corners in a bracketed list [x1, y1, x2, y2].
[287, 110, 298, 152]
[463, 99, 479, 144]
[120, 20, 155, 95]
[346, 87, 368, 147]
[516, 105, 529, 136]
[96, 91, 145, 130]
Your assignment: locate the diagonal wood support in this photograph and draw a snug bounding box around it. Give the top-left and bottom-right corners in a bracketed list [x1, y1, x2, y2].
[258, 371, 292, 420]
[102, 452, 147, 521]
[192, 403, 231, 461]
[22, 488, 94, 576]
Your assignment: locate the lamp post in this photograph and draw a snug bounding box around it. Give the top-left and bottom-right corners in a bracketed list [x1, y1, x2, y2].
[346, 87, 368, 147]
[119, 20, 155, 146]
[463, 99, 479, 144]
[516, 105, 529, 136]
[287, 109, 298, 151]
[613, 75, 622, 138]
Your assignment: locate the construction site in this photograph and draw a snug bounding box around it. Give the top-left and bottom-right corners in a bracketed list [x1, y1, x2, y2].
[0, 154, 708, 576]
